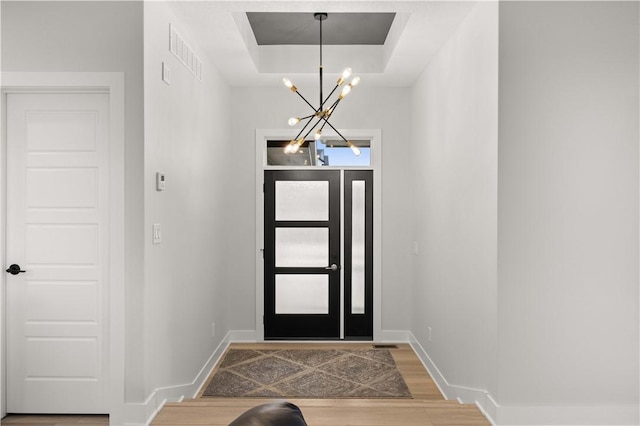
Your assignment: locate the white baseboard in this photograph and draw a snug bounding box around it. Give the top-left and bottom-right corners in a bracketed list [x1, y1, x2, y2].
[130, 330, 638, 426]
[408, 332, 639, 426]
[408, 332, 489, 403]
[228, 329, 258, 342]
[121, 333, 231, 425]
[486, 398, 639, 426]
[375, 329, 410, 342]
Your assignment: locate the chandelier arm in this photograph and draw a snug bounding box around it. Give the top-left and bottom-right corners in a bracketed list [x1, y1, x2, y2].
[315, 98, 341, 134]
[303, 117, 327, 140]
[322, 98, 342, 121]
[322, 84, 342, 106]
[295, 90, 322, 114]
[322, 118, 351, 145]
[327, 97, 341, 112]
[293, 115, 317, 141]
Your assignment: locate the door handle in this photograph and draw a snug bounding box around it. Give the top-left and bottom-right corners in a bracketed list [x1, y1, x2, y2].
[324, 264, 340, 271]
[5, 264, 26, 275]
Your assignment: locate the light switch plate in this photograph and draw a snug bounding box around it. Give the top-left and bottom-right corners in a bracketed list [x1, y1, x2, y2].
[162, 62, 171, 85]
[153, 223, 162, 244]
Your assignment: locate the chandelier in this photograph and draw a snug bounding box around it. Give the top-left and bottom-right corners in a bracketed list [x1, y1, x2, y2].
[282, 12, 361, 156]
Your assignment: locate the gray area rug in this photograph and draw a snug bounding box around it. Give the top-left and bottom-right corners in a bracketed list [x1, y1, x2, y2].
[201, 348, 412, 398]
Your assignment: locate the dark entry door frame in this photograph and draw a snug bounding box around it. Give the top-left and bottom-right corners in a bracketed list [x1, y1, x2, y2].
[255, 128, 382, 341]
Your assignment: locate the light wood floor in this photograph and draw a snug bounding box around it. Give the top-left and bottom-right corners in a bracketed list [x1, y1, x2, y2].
[1, 344, 490, 426]
[153, 343, 491, 426]
[1, 414, 108, 425]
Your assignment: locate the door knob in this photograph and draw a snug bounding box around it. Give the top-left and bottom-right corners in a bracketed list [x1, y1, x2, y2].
[5, 264, 26, 275]
[325, 264, 339, 271]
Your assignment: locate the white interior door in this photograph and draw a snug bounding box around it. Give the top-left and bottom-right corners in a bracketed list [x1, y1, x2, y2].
[5, 92, 109, 413]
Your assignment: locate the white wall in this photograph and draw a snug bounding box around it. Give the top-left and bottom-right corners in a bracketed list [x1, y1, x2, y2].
[143, 0, 232, 407]
[497, 2, 639, 424]
[0, 0, 147, 408]
[408, 0, 499, 402]
[229, 85, 413, 334]
[2, 2, 235, 423]
[4, 2, 638, 426]
[410, 2, 639, 424]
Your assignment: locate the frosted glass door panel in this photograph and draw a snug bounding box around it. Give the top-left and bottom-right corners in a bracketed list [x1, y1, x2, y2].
[351, 181, 366, 314]
[275, 181, 328, 221]
[276, 228, 328, 267]
[275, 275, 329, 314]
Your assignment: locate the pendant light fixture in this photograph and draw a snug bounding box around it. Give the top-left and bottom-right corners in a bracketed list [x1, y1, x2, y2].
[282, 12, 361, 156]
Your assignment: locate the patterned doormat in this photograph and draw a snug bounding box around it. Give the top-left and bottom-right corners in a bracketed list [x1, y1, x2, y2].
[201, 348, 412, 398]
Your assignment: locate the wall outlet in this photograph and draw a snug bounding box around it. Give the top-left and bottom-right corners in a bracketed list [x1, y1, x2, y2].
[427, 326, 432, 342]
[212, 322, 215, 337]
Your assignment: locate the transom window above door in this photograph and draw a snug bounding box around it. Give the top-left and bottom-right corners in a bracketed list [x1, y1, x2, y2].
[267, 139, 371, 167]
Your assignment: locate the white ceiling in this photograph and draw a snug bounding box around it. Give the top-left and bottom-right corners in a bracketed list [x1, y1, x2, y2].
[167, 1, 477, 88]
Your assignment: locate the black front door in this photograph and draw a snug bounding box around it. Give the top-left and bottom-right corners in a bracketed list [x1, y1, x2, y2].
[264, 170, 341, 339]
[264, 169, 374, 340]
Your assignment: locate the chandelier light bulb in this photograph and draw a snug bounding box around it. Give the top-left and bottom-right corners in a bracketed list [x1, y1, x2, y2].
[337, 68, 352, 85]
[283, 78, 298, 92]
[350, 76, 361, 87]
[339, 84, 352, 99]
[348, 142, 361, 156]
[341, 68, 352, 82]
[285, 140, 303, 154]
[314, 130, 322, 140]
[288, 117, 300, 126]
